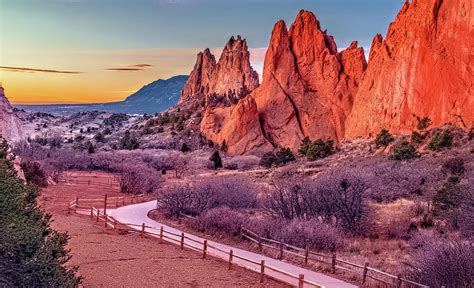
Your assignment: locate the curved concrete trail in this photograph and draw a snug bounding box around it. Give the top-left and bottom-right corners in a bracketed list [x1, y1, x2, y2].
[112, 201, 357, 288]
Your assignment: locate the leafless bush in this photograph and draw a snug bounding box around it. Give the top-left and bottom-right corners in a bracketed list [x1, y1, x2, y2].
[143, 151, 189, 178]
[224, 155, 260, 170]
[386, 218, 415, 240]
[245, 217, 342, 252]
[156, 185, 194, 217]
[157, 176, 259, 217]
[275, 219, 343, 252]
[407, 238, 473, 287]
[264, 180, 305, 220]
[264, 169, 372, 235]
[245, 217, 287, 239]
[195, 207, 245, 236]
[119, 164, 161, 194]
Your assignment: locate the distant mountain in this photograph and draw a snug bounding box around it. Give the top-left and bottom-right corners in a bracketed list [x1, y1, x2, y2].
[15, 75, 188, 115]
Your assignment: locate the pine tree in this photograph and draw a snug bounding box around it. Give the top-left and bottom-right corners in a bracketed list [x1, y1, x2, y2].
[209, 150, 223, 170]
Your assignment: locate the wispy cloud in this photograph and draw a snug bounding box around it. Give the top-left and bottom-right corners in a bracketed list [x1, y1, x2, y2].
[105, 67, 143, 71]
[105, 63, 153, 71]
[130, 63, 153, 68]
[0, 66, 82, 74]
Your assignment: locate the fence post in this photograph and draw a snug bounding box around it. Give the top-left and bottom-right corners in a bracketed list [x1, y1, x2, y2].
[397, 275, 402, 288]
[258, 236, 262, 252]
[141, 223, 145, 237]
[260, 260, 265, 283]
[180, 232, 185, 250]
[90, 207, 93, 218]
[228, 250, 233, 270]
[104, 213, 108, 227]
[298, 274, 304, 288]
[104, 194, 108, 216]
[203, 240, 207, 259]
[362, 262, 369, 284]
[113, 219, 116, 230]
[279, 242, 284, 260]
[88, 180, 90, 185]
[305, 246, 309, 265]
[331, 253, 336, 273]
[160, 226, 164, 242]
[96, 209, 99, 222]
[75, 196, 79, 208]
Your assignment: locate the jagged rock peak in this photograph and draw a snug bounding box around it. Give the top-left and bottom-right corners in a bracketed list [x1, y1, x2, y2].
[179, 35, 259, 105]
[179, 48, 216, 102]
[211, 35, 259, 99]
[251, 9, 367, 150]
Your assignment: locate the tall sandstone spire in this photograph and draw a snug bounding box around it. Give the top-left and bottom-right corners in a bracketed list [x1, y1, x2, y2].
[346, 0, 473, 138]
[179, 36, 270, 154]
[195, 10, 367, 154]
[251, 10, 367, 149]
[179, 36, 259, 104]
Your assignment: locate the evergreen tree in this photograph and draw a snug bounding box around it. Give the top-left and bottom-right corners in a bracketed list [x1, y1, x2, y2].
[0, 138, 81, 286]
[209, 150, 223, 170]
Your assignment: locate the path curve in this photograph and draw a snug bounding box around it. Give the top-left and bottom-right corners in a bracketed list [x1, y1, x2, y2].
[111, 201, 358, 288]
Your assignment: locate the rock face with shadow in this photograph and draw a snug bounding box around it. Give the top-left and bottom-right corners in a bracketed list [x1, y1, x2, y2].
[346, 0, 473, 138]
[0, 86, 23, 142]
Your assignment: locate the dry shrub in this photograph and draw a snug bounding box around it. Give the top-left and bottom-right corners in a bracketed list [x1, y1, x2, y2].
[407, 237, 473, 287]
[276, 219, 343, 252]
[264, 168, 372, 235]
[245, 217, 342, 252]
[119, 165, 161, 194]
[386, 218, 415, 240]
[224, 155, 260, 170]
[157, 175, 260, 217]
[196, 207, 245, 236]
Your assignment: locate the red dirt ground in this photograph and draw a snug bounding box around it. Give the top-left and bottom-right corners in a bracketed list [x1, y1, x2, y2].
[39, 171, 287, 287]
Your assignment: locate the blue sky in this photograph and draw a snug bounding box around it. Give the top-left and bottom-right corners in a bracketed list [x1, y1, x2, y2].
[0, 0, 405, 103]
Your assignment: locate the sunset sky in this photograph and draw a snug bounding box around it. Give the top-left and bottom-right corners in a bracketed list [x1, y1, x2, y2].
[0, 0, 404, 104]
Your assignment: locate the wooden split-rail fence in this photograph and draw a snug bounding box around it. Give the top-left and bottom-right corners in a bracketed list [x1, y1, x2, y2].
[68, 198, 324, 287]
[180, 214, 428, 288]
[58, 178, 120, 189]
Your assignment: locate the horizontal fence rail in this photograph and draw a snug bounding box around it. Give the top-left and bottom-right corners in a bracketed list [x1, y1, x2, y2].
[181, 214, 428, 288]
[67, 194, 152, 213]
[69, 199, 326, 287]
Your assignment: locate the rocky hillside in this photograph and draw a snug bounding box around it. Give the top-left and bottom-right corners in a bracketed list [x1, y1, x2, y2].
[179, 1, 472, 155]
[0, 86, 23, 142]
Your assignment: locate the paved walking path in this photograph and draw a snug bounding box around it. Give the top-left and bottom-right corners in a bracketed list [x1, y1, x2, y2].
[112, 200, 358, 288]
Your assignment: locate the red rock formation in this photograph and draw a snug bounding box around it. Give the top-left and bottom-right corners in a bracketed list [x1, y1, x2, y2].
[179, 49, 216, 103]
[346, 0, 473, 138]
[200, 96, 272, 155]
[210, 36, 259, 98]
[180, 36, 259, 105]
[0, 86, 23, 142]
[251, 10, 366, 149]
[179, 35, 268, 154]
